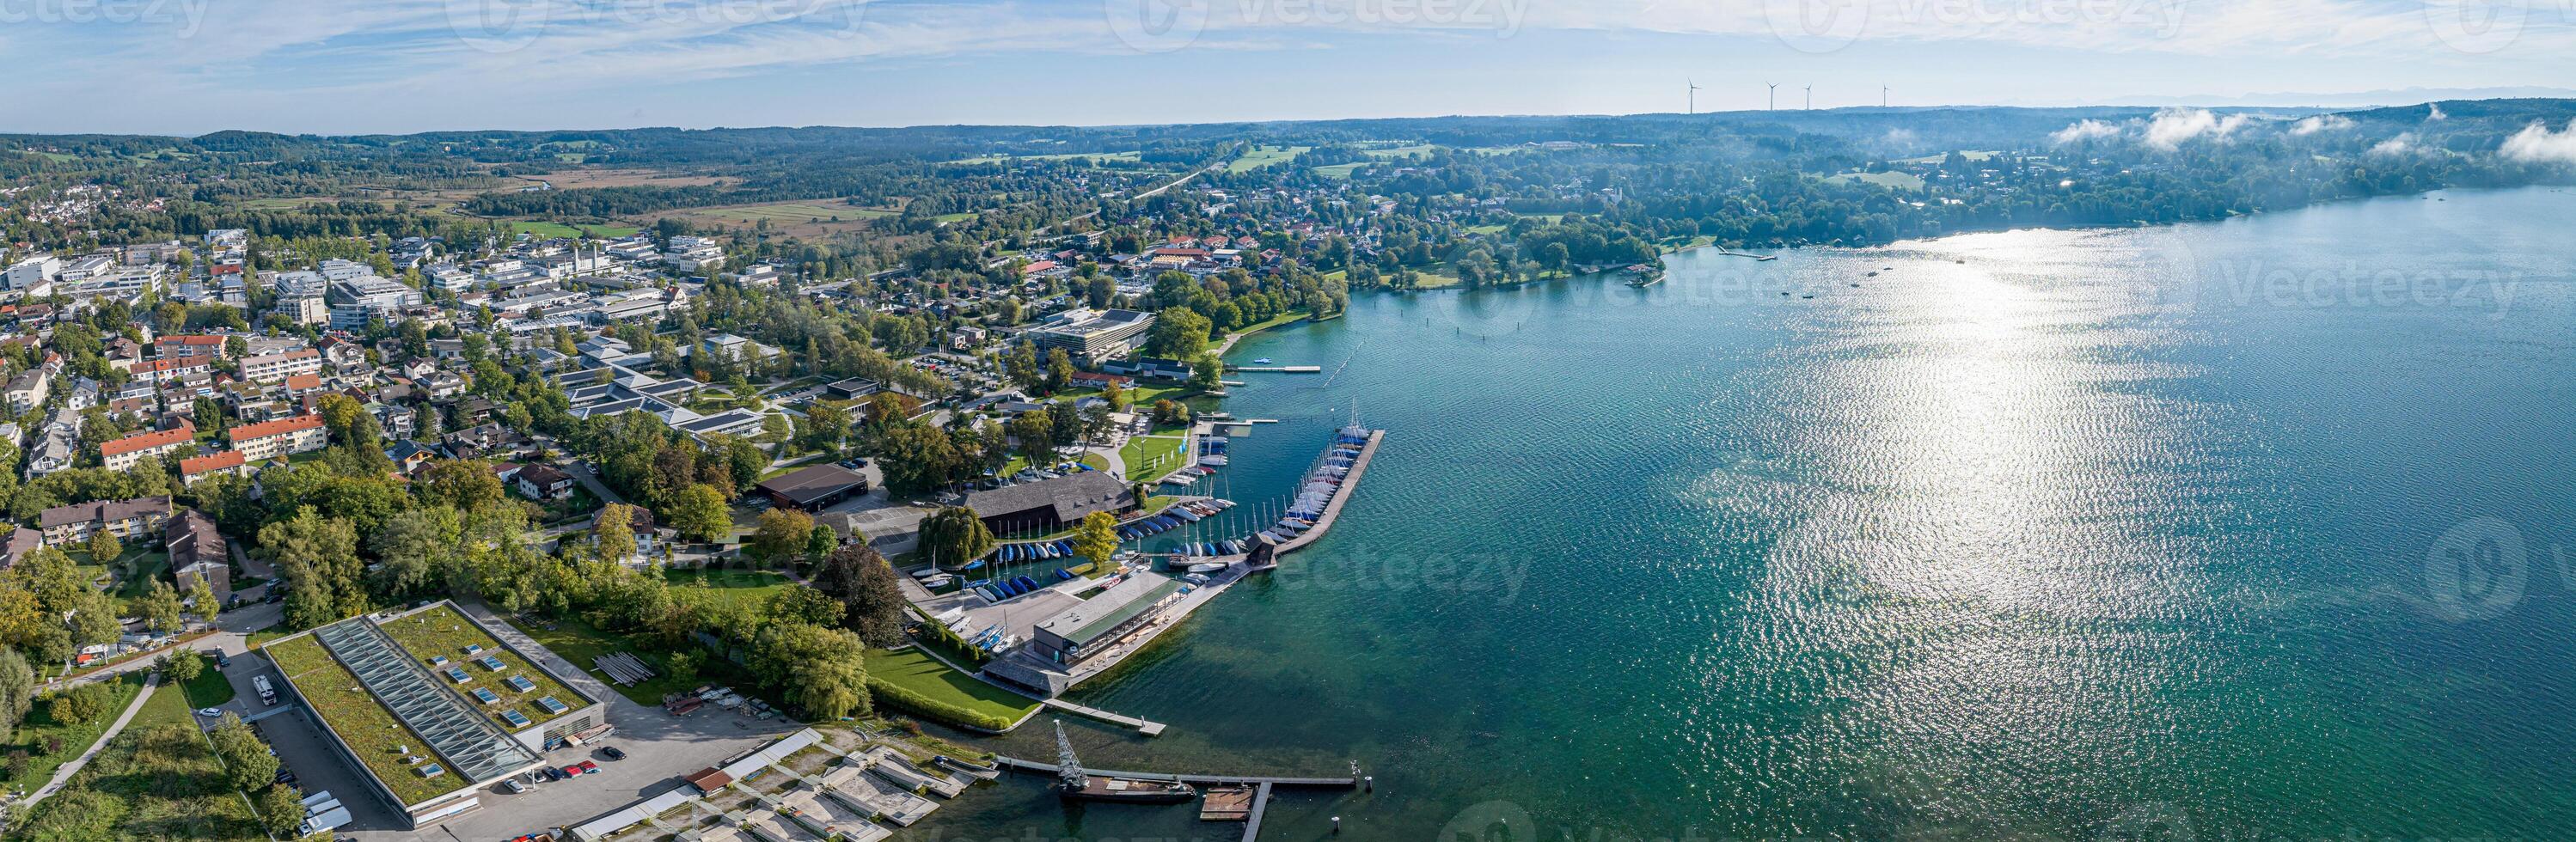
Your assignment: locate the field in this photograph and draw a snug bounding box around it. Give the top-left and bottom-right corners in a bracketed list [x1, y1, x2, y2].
[517, 168, 725, 190]
[1227, 144, 1312, 174]
[509, 220, 641, 239]
[1, 674, 147, 789]
[1822, 170, 1927, 191]
[376, 604, 589, 728]
[1362, 144, 1436, 159]
[1312, 162, 1368, 180]
[675, 201, 898, 235]
[863, 649, 1039, 725]
[1900, 149, 2000, 164]
[3, 679, 268, 841]
[664, 566, 792, 608]
[1120, 434, 1189, 481]
[950, 150, 1141, 166]
[505, 614, 747, 707]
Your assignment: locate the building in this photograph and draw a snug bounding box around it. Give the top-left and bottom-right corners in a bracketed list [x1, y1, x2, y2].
[180, 450, 251, 485]
[1025, 572, 1185, 668]
[154, 334, 231, 358]
[3, 367, 48, 413]
[326, 276, 424, 328]
[100, 423, 194, 471]
[3, 254, 59, 290]
[753, 464, 870, 511]
[39, 497, 171, 545]
[240, 349, 322, 383]
[1026, 308, 1156, 364]
[512, 464, 575, 500]
[958, 471, 1137, 534]
[165, 509, 230, 604]
[259, 601, 605, 829]
[227, 414, 328, 461]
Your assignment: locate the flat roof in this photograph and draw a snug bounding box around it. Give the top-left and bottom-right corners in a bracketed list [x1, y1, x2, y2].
[756, 464, 869, 506]
[1037, 574, 1184, 648]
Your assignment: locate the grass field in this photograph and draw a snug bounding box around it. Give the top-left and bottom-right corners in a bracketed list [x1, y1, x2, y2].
[179, 660, 236, 708]
[950, 150, 1141, 166]
[864, 649, 1038, 723]
[1312, 162, 1368, 180]
[1362, 144, 1435, 159]
[664, 567, 792, 608]
[509, 220, 640, 239]
[1120, 435, 1189, 481]
[1227, 145, 1312, 174]
[1822, 170, 1927, 191]
[5, 678, 267, 841]
[2, 674, 146, 789]
[689, 202, 896, 227]
[509, 615, 707, 707]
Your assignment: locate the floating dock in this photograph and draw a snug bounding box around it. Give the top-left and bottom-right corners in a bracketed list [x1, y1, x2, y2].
[1717, 250, 1779, 261]
[1201, 785, 1256, 821]
[991, 756, 1355, 788]
[1274, 430, 1383, 556]
[1044, 698, 1166, 736]
[1233, 365, 1322, 373]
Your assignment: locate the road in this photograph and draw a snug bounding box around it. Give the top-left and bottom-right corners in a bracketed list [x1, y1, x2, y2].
[47, 601, 285, 693]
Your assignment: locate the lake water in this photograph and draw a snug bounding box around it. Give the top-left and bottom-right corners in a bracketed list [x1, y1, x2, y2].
[916, 187, 2576, 841]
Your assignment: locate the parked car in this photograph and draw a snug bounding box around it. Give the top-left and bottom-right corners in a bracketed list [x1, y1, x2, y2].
[576, 760, 600, 775]
[504, 779, 529, 794]
[600, 746, 626, 761]
[195, 707, 222, 717]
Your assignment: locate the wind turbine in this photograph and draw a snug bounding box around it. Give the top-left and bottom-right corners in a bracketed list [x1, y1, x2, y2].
[1882, 84, 1889, 107]
[1804, 85, 1813, 110]
[1687, 79, 1702, 115]
[1765, 82, 1778, 111]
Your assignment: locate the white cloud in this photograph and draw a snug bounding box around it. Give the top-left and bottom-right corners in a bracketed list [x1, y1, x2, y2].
[2049, 119, 2124, 144]
[2426, 103, 2449, 121]
[2368, 132, 2417, 156]
[2500, 119, 2576, 165]
[2291, 114, 2354, 135]
[2143, 108, 2251, 149]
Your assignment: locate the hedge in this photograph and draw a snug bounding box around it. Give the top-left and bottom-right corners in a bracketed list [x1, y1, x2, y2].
[865, 678, 1015, 733]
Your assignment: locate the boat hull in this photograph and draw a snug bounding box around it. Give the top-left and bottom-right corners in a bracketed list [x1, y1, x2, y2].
[1060, 776, 1196, 803]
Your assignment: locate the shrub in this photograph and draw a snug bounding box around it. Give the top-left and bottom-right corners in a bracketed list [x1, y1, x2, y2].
[864, 677, 1013, 733]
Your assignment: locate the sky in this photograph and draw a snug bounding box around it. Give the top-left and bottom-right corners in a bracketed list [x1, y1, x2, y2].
[3, 0, 2572, 135]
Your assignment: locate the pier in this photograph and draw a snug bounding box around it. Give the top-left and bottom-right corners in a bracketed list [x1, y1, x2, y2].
[1044, 698, 1166, 736]
[1233, 365, 1322, 373]
[991, 755, 1356, 788]
[1274, 430, 1384, 556]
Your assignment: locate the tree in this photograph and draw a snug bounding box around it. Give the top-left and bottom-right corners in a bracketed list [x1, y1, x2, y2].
[81, 530, 119, 568]
[805, 523, 841, 564]
[916, 507, 995, 570]
[416, 458, 505, 511]
[1043, 348, 1076, 395]
[752, 508, 815, 566]
[665, 650, 701, 685]
[765, 584, 841, 626]
[1189, 353, 1223, 392]
[49, 682, 110, 726]
[751, 622, 869, 719]
[187, 576, 219, 619]
[668, 484, 733, 542]
[1007, 411, 1055, 466]
[159, 648, 205, 686]
[135, 579, 184, 633]
[261, 510, 366, 629]
[1001, 341, 1042, 393]
[254, 784, 305, 837]
[0, 649, 33, 742]
[210, 714, 279, 792]
[1147, 306, 1213, 358]
[1072, 511, 1119, 567]
[593, 503, 639, 563]
[812, 544, 907, 647]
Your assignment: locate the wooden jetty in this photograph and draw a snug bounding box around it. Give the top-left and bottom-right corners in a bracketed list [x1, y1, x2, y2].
[1044, 698, 1166, 736]
[1233, 365, 1322, 373]
[1201, 785, 1256, 821]
[991, 755, 1357, 789]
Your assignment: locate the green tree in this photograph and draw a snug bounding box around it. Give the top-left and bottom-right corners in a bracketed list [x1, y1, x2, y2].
[49, 682, 110, 726]
[210, 714, 279, 792]
[805, 523, 841, 564]
[1043, 348, 1076, 394]
[1072, 511, 1120, 567]
[752, 508, 815, 566]
[811, 543, 908, 647]
[1189, 353, 1223, 392]
[751, 622, 869, 720]
[81, 530, 119, 567]
[667, 484, 733, 542]
[1147, 306, 1213, 358]
[135, 579, 184, 633]
[158, 648, 205, 686]
[186, 575, 219, 619]
[254, 784, 305, 836]
[592, 503, 639, 563]
[917, 507, 995, 570]
[0, 649, 34, 742]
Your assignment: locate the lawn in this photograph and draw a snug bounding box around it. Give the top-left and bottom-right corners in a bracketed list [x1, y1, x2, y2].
[1119, 435, 1188, 481]
[1227, 144, 1311, 174]
[2, 674, 146, 789]
[505, 614, 723, 707]
[1312, 162, 1367, 180]
[179, 659, 236, 708]
[509, 220, 640, 239]
[948, 150, 1140, 166]
[864, 649, 1038, 723]
[376, 605, 589, 729]
[664, 567, 792, 608]
[4, 676, 267, 841]
[689, 202, 896, 227]
[261, 635, 461, 806]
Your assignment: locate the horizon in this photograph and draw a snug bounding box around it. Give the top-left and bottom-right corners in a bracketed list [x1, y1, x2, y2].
[4, 0, 2573, 135]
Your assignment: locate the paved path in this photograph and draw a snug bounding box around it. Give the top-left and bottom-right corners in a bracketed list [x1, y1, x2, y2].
[20, 672, 158, 809]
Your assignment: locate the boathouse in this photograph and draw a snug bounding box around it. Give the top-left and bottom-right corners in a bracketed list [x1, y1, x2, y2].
[961, 471, 1136, 534]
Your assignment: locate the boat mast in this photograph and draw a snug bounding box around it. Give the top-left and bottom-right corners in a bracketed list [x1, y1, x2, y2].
[1053, 719, 1085, 790]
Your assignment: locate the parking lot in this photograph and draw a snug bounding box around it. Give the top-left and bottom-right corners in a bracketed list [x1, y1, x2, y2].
[216, 604, 798, 841]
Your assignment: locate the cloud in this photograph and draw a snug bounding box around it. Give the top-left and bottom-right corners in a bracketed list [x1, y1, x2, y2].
[2143, 107, 2252, 149]
[1882, 128, 1918, 146]
[2426, 103, 2449, 121]
[2049, 119, 2124, 144]
[2291, 114, 2354, 135]
[2500, 119, 2576, 165]
[2368, 133, 2417, 156]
